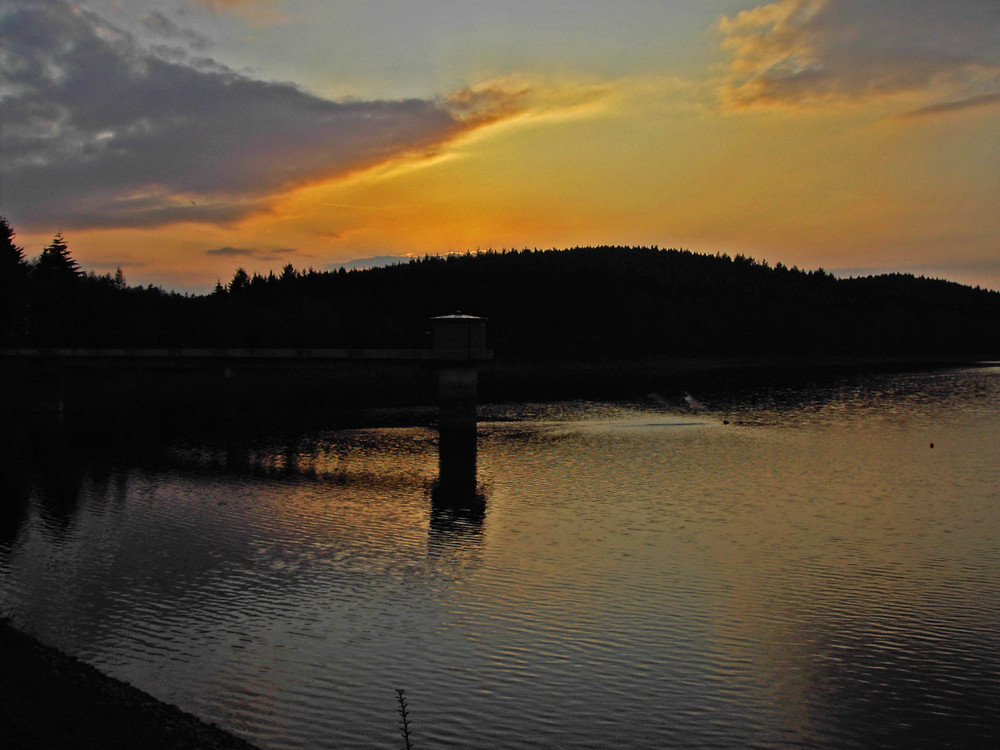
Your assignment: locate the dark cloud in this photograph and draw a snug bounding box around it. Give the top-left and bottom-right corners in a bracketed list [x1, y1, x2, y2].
[206, 246, 254, 257]
[0, 0, 522, 231]
[206, 245, 300, 262]
[717, 0, 1000, 110]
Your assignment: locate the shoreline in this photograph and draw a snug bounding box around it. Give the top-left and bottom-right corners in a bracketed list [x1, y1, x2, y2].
[478, 353, 994, 402]
[0, 619, 261, 750]
[0, 353, 991, 437]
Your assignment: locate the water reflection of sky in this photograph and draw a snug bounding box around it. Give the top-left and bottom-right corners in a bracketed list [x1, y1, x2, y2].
[2, 367, 1000, 749]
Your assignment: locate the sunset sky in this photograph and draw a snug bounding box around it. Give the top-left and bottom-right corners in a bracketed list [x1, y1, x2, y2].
[2, 0, 999, 292]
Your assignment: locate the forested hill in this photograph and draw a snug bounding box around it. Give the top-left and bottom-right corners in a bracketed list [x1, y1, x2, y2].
[3, 226, 1000, 361]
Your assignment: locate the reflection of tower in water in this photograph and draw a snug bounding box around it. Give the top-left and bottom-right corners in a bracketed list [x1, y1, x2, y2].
[428, 487, 486, 558]
[430, 360, 487, 556]
[435, 364, 479, 499]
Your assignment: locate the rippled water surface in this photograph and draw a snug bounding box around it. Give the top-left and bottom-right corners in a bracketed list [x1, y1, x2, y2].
[3, 367, 1000, 748]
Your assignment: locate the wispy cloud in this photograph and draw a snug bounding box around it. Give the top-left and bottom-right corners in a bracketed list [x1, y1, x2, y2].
[900, 91, 1000, 119]
[834, 256, 1000, 284]
[0, 0, 530, 232]
[717, 0, 1000, 111]
[206, 246, 255, 257]
[140, 10, 211, 51]
[206, 245, 299, 263]
[87, 258, 150, 271]
[446, 81, 533, 126]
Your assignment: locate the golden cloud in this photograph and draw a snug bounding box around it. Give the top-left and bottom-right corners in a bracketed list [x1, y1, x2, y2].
[716, 0, 1000, 111]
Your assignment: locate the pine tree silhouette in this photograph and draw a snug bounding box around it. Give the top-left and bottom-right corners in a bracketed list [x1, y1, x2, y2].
[35, 232, 81, 282]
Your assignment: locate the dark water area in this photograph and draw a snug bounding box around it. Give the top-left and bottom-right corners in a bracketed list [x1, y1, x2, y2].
[2, 365, 1000, 748]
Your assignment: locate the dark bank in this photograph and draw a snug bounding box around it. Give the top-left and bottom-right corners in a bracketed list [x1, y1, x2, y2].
[0, 618, 260, 750]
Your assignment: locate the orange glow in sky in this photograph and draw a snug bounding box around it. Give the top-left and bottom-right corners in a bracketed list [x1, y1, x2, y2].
[3, 1, 999, 292]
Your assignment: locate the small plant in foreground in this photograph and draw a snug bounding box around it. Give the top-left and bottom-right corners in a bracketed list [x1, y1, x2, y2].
[396, 688, 414, 750]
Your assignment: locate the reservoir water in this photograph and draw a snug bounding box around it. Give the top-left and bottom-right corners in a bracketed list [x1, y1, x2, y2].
[2, 366, 999, 748]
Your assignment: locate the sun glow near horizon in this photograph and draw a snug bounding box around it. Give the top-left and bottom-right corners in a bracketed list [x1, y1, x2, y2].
[3, 1, 999, 292]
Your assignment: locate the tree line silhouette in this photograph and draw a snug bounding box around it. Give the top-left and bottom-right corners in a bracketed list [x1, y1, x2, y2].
[3, 216, 1000, 359]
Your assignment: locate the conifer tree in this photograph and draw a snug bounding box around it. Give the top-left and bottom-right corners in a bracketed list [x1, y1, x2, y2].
[1, 216, 27, 277]
[1, 216, 30, 343]
[228, 267, 250, 294]
[35, 231, 81, 282]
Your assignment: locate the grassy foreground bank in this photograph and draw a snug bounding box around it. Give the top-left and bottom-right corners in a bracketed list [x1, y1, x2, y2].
[0, 619, 260, 750]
